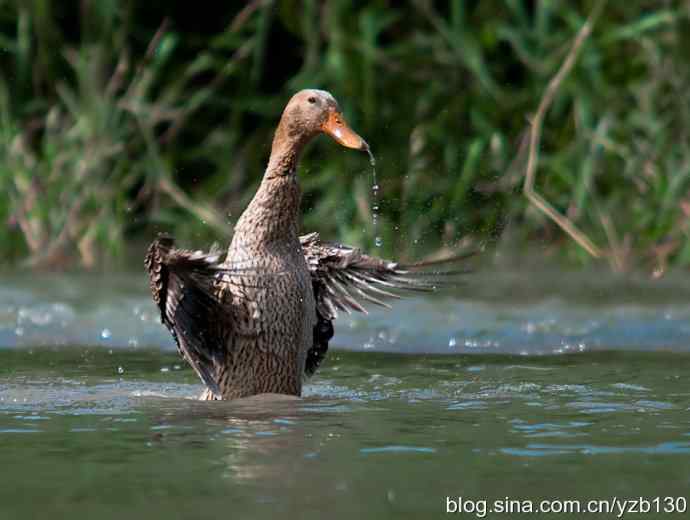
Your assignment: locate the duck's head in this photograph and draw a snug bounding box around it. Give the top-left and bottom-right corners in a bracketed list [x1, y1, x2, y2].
[279, 89, 368, 152]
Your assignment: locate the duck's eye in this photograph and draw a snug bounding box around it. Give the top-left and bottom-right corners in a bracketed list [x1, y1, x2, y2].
[308, 96, 317, 104]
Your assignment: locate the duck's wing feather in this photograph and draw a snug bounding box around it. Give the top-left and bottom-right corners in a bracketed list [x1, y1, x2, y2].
[300, 232, 474, 376]
[301, 232, 473, 320]
[145, 235, 230, 399]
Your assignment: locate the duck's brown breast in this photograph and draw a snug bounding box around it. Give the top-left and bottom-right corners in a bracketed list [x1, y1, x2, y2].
[216, 240, 315, 399]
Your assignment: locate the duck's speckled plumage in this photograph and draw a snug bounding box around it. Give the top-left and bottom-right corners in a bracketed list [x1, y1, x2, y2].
[146, 89, 469, 400]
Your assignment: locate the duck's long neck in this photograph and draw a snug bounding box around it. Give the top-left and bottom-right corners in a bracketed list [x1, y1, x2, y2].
[231, 124, 312, 250]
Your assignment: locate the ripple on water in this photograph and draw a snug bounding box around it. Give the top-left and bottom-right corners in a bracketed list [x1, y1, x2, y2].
[567, 401, 636, 414]
[501, 442, 690, 457]
[447, 401, 488, 411]
[611, 383, 651, 392]
[633, 400, 676, 410]
[298, 403, 354, 414]
[360, 446, 436, 454]
[510, 419, 592, 439]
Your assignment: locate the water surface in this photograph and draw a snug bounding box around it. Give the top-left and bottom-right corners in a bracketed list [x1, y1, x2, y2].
[1, 270, 689, 518]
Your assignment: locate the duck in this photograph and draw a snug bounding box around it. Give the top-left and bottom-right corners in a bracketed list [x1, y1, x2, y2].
[145, 89, 468, 400]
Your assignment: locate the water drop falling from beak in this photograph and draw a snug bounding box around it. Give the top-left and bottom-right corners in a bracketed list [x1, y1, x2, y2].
[365, 149, 382, 248]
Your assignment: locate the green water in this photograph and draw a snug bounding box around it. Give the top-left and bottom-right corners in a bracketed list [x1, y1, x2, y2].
[1, 349, 689, 519]
[1, 271, 690, 518]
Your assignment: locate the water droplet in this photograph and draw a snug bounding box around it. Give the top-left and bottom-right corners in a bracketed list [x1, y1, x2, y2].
[367, 150, 382, 246]
[448, 337, 457, 348]
[117, 366, 124, 374]
[101, 328, 112, 340]
[366, 149, 376, 167]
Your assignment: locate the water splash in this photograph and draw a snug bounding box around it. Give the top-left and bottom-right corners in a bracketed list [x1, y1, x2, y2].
[4, 272, 690, 355]
[366, 149, 382, 248]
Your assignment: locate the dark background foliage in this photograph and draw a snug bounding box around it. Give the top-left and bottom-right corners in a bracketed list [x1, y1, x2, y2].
[1, 0, 688, 273]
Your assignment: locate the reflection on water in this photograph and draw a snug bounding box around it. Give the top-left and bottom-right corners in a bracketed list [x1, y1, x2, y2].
[1, 269, 690, 518]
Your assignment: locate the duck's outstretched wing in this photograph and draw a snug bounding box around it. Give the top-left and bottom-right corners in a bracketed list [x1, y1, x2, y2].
[300, 232, 474, 375]
[145, 235, 230, 399]
[301, 232, 472, 319]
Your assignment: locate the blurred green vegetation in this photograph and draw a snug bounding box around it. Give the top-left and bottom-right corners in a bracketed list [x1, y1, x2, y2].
[1, 0, 689, 272]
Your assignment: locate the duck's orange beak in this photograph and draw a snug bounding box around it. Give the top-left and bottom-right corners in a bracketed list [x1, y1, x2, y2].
[321, 110, 369, 151]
